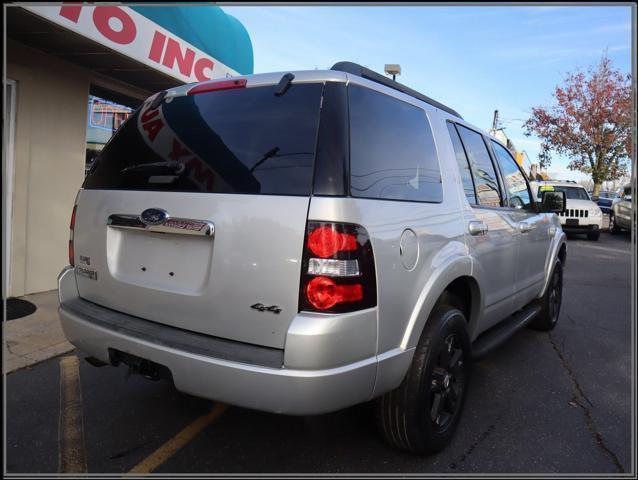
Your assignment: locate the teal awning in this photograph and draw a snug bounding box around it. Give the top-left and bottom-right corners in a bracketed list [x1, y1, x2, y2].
[130, 5, 253, 75]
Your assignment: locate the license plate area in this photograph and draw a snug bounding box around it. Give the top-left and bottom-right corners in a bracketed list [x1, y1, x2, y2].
[566, 218, 579, 226]
[106, 227, 213, 295]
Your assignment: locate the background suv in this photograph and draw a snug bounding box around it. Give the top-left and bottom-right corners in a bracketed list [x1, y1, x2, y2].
[610, 183, 633, 234]
[58, 62, 566, 454]
[533, 180, 603, 241]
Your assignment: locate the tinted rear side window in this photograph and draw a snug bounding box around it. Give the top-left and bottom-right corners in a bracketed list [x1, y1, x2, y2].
[447, 123, 477, 204]
[349, 85, 442, 202]
[456, 125, 501, 207]
[83, 83, 324, 195]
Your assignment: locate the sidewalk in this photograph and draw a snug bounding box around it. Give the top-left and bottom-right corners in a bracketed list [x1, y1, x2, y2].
[4, 290, 74, 374]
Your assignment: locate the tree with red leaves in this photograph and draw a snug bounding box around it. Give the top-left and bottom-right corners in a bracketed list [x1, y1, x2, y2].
[524, 54, 632, 197]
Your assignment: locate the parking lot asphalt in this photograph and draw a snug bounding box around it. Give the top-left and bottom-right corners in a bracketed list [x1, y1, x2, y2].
[5, 229, 634, 474]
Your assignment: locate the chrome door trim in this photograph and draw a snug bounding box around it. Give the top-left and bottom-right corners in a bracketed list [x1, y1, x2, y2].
[107, 214, 215, 237]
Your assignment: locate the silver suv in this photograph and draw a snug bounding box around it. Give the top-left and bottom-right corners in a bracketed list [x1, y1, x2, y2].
[609, 183, 633, 234]
[58, 62, 567, 454]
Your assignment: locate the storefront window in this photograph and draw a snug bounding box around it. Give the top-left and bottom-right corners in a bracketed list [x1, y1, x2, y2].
[85, 95, 134, 174]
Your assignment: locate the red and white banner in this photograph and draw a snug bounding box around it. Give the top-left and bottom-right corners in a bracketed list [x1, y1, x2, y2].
[23, 5, 239, 84]
[137, 99, 227, 193]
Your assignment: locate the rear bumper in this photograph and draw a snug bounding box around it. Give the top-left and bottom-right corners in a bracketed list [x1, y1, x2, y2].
[57, 267, 413, 415]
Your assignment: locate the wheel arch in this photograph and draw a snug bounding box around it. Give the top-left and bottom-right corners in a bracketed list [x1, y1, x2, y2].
[435, 275, 481, 333]
[399, 256, 480, 350]
[538, 233, 567, 299]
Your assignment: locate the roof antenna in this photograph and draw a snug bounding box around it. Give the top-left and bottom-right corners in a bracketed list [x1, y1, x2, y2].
[275, 73, 295, 97]
[384, 64, 401, 81]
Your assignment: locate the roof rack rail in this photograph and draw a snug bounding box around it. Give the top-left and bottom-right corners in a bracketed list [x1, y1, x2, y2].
[331, 61, 462, 119]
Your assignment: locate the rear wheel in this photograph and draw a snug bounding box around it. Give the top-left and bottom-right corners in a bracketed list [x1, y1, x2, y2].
[375, 304, 471, 454]
[529, 259, 563, 331]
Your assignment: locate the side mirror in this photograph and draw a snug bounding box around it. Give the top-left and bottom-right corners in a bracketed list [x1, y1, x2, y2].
[540, 190, 565, 213]
[592, 195, 599, 201]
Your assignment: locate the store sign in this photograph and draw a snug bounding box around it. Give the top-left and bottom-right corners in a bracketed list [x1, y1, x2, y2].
[23, 5, 239, 83]
[88, 96, 133, 132]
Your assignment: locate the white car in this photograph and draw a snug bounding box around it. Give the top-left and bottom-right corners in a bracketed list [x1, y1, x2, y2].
[533, 180, 603, 241]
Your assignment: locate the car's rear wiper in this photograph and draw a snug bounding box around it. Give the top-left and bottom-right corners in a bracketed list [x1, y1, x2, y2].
[274, 73, 294, 97]
[250, 147, 280, 172]
[121, 161, 185, 175]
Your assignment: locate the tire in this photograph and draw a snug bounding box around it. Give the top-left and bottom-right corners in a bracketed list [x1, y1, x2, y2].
[375, 304, 471, 455]
[529, 259, 563, 331]
[587, 231, 600, 241]
[609, 212, 620, 234]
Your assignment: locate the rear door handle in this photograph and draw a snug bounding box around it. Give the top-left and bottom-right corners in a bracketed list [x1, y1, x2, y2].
[468, 221, 488, 236]
[518, 222, 533, 233]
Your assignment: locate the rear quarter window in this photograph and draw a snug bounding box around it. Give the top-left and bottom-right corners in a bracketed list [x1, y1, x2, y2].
[348, 85, 443, 203]
[83, 83, 324, 196]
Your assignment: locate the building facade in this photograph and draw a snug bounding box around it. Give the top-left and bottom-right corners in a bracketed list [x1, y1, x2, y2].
[4, 4, 253, 297]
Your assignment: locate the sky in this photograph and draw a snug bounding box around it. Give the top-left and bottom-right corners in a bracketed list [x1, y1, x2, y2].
[225, 5, 633, 182]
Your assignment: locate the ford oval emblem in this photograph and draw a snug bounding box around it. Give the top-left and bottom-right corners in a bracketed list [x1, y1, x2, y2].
[140, 208, 169, 226]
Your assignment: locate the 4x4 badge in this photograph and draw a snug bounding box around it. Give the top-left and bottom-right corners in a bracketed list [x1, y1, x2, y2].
[251, 303, 282, 314]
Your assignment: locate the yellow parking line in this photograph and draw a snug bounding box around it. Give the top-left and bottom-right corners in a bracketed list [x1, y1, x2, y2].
[58, 355, 87, 473]
[128, 402, 228, 474]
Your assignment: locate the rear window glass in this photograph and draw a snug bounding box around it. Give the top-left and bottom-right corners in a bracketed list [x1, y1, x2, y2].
[348, 85, 442, 203]
[83, 83, 324, 195]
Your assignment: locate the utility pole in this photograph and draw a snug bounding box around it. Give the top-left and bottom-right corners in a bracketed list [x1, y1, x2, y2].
[492, 110, 501, 130]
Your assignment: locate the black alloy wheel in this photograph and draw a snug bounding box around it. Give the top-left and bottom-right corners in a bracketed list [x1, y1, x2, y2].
[529, 258, 563, 331]
[430, 334, 467, 432]
[375, 303, 471, 454]
[546, 264, 563, 327]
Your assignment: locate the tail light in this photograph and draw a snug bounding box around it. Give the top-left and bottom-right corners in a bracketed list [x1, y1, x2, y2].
[69, 205, 77, 266]
[299, 221, 376, 313]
